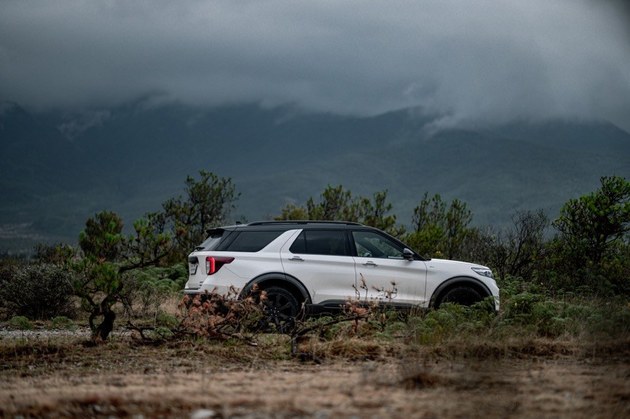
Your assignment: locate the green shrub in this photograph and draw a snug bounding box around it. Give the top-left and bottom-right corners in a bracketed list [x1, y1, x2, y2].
[9, 315, 33, 330]
[51, 316, 76, 330]
[582, 300, 630, 338]
[124, 266, 182, 318]
[149, 326, 175, 340]
[155, 311, 178, 328]
[0, 263, 76, 320]
[403, 303, 494, 345]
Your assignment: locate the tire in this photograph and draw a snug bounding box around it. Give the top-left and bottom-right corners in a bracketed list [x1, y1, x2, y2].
[436, 286, 483, 308]
[261, 286, 300, 333]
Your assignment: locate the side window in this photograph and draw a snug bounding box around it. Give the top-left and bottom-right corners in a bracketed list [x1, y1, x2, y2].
[224, 231, 284, 252]
[352, 231, 404, 259]
[289, 230, 349, 256]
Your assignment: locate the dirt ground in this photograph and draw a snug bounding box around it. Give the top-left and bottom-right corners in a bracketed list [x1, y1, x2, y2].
[1, 336, 629, 418]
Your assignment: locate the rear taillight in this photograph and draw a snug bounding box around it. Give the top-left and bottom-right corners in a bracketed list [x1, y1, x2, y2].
[205, 256, 234, 275]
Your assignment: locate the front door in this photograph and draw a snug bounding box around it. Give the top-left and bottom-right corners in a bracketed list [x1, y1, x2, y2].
[350, 230, 427, 307]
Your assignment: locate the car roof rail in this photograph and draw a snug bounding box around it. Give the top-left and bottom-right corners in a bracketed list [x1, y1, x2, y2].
[247, 220, 364, 226]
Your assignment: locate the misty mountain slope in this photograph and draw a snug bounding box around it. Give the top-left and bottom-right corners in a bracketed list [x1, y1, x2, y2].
[0, 102, 628, 253]
[488, 120, 630, 156]
[68, 103, 431, 181]
[235, 126, 626, 226]
[0, 104, 77, 194]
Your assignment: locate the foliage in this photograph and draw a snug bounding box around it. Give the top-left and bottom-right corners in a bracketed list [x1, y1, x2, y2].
[74, 210, 172, 341]
[549, 176, 630, 294]
[405, 303, 484, 344]
[0, 262, 75, 320]
[123, 265, 185, 319]
[276, 186, 404, 236]
[6, 172, 628, 348]
[51, 316, 76, 330]
[554, 175, 629, 265]
[480, 210, 549, 280]
[79, 211, 125, 260]
[8, 315, 34, 330]
[2, 172, 238, 342]
[176, 290, 266, 342]
[125, 213, 174, 269]
[304, 185, 357, 221]
[499, 291, 630, 339]
[155, 311, 179, 329]
[292, 282, 629, 358]
[34, 242, 77, 265]
[282, 267, 629, 360]
[161, 170, 239, 259]
[405, 193, 474, 259]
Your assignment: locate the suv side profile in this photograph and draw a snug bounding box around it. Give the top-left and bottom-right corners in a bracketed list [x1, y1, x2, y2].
[184, 221, 499, 324]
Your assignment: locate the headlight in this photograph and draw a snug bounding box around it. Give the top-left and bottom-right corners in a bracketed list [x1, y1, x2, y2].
[472, 267, 494, 279]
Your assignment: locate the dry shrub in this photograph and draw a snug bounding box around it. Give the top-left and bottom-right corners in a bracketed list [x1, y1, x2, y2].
[176, 287, 266, 341]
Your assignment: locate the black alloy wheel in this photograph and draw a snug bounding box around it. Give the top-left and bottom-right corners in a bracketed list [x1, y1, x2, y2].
[262, 286, 300, 333]
[437, 286, 483, 308]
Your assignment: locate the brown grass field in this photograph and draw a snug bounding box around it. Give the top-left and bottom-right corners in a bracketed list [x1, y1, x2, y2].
[1, 329, 629, 418]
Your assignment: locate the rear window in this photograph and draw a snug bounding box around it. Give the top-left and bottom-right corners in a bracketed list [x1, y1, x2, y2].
[224, 230, 284, 252]
[197, 229, 229, 251]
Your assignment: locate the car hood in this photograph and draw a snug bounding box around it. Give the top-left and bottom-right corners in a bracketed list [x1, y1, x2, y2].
[423, 258, 493, 279]
[426, 258, 490, 270]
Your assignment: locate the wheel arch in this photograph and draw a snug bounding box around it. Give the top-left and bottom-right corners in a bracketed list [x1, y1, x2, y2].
[239, 272, 312, 305]
[429, 276, 493, 309]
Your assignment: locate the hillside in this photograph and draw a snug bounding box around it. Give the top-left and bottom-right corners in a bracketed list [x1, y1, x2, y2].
[1, 102, 628, 253]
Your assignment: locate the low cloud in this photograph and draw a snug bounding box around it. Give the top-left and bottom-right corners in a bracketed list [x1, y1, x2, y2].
[1, 0, 629, 130]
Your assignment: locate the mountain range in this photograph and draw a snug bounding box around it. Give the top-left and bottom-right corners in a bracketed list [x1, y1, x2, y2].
[1, 100, 629, 254]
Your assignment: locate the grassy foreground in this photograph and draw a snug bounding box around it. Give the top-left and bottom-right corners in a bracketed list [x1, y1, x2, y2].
[1, 284, 629, 418]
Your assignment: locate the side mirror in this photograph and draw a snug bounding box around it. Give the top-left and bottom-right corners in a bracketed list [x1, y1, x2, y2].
[403, 248, 415, 261]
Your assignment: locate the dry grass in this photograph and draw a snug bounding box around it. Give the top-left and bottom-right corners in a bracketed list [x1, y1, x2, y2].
[1, 334, 628, 418]
[1, 290, 629, 417]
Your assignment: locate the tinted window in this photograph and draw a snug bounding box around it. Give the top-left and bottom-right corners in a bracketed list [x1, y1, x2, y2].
[225, 230, 284, 252]
[289, 230, 349, 256]
[197, 229, 229, 250]
[352, 231, 404, 259]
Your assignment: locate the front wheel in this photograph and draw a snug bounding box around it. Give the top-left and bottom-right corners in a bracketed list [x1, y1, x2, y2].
[436, 286, 483, 309]
[261, 286, 300, 333]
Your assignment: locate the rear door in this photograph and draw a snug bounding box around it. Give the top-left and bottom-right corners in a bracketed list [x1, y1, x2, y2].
[280, 229, 357, 306]
[350, 229, 427, 306]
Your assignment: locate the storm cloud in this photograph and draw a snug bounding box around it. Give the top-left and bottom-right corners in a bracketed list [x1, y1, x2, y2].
[1, 0, 629, 130]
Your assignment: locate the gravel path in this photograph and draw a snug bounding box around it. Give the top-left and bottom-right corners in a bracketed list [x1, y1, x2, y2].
[0, 326, 132, 340]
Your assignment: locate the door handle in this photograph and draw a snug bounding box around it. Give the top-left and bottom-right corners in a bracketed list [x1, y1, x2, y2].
[289, 256, 304, 262]
[363, 261, 377, 267]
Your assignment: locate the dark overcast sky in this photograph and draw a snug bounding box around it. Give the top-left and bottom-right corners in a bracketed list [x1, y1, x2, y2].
[1, 0, 629, 131]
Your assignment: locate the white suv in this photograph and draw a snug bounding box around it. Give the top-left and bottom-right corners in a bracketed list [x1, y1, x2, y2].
[184, 221, 499, 323]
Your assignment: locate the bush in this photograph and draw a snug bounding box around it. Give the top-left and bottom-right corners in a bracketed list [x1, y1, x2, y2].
[549, 176, 630, 295]
[0, 263, 76, 320]
[156, 311, 179, 328]
[123, 266, 183, 319]
[405, 302, 496, 345]
[177, 289, 267, 339]
[51, 316, 76, 330]
[9, 315, 33, 330]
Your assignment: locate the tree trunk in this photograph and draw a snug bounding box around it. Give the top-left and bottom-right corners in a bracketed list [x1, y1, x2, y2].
[92, 308, 116, 342]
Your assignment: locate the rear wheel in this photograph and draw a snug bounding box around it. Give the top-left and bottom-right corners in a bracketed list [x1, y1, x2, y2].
[261, 286, 300, 333]
[436, 286, 483, 308]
